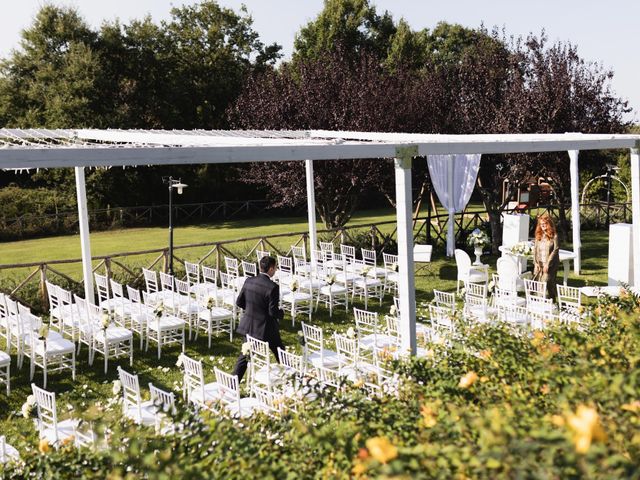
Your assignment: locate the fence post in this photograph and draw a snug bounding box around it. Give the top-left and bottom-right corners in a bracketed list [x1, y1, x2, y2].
[105, 257, 112, 281]
[39, 264, 48, 310]
[216, 245, 221, 273]
[426, 199, 431, 244]
[162, 249, 169, 273]
[302, 233, 308, 258]
[370, 225, 376, 250]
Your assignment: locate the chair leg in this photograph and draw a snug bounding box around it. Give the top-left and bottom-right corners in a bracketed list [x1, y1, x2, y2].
[43, 359, 47, 389]
[129, 341, 133, 366]
[72, 350, 76, 381]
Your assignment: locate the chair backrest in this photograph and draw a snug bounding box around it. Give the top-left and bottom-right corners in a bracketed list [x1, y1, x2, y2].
[84, 302, 103, 335]
[94, 273, 110, 306]
[277, 347, 305, 376]
[57, 287, 73, 316]
[527, 296, 554, 315]
[290, 245, 306, 262]
[314, 365, 342, 388]
[466, 283, 487, 299]
[382, 253, 398, 269]
[0, 293, 8, 323]
[202, 266, 218, 285]
[256, 250, 270, 264]
[557, 285, 581, 311]
[73, 294, 88, 321]
[463, 295, 489, 320]
[143, 268, 159, 293]
[219, 272, 236, 292]
[253, 385, 283, 415]
[429, 304, 453, 331]
[159, 272, 175, 292]
[340, 244, 356, 262]
[499, 305, 530, 325]
[32, 384, 59, 443]
[175, 278, 190, 297]
[109, 279, 126, 306]
[181, 355, 206, 403]
[524, 279, 547, 301]
[241, 260, 257, 277]
[319, 241, 334, 253]
[301, 322, 324, 357]
[213, 367, 241, 412]
[149, 383, 176, 415]
[184, 261, 200, 285]
[45, 281, 60, 317]
[493, 286, 520, 309]
[224, 257, 239, 276]
[496, 258, 519, 291]
[354, 308, 379, 337]
[454, 249, 471, 273]
[117, 367, 143, 421]
[433, 290, 456, 311]
[247, 335, 270, 372]
[361, 249, 376, 267]
[385, 315, 400, 346]
[126, 286, 141, 305]
[277, 255, 293, 275]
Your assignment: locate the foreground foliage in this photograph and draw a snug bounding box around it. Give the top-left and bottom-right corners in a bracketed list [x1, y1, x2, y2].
[3, 292, 640, 479]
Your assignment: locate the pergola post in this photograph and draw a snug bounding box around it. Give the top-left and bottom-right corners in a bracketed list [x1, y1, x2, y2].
[568, 150, 581, 274]
[305, 159, 318, 266]
[395, 147, 417, 355]
[74, 166, 94, 302]
[630, 147, 640, 286]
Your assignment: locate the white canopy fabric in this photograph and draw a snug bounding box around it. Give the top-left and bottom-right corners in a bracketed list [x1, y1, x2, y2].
[427, 154, 482, 256]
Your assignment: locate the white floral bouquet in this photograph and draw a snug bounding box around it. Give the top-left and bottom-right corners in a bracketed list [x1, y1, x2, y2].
[510, 241, 532, 256]
[289, 279, 299, 292]
[390, 263, 399, 272]
[112, 379, 122, 396]
[21, 394, 36, 419]
[206, 296, 216, 310]
[325, 274, 336, 285]
[466, 228, 490, 248]
[38, 323, 49, 341]
[154, 304, 164, 319]
[361, 266, 371, 277]
[241, 341, 251, 356]
[390, 305, 398, 317]
[101, 313, 112, 330]
[346, 327, 356, 339]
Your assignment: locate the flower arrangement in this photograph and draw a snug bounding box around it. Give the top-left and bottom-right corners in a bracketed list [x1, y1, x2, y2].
[346, 327, 356, 339]
[297, 331, 305, 346]
[38, 322, 49, 341]
[510, 241, 532, 256]
[361, 266, 371, 277]
[154, 304, 164, 319]
[325, 274, 336, 286]
[289, 279, 299, 292]
[241, 342, 251, 356]
[466, 228, 490, 248]
[390, 305, 398, 317]
[21, 394, 37, 419]
[390, 263, 399, 272]
[176, 354, 185, 368]
[487, 279, 495, 293]
[112, 380, 122, 396]
[101, 313, 112, 331]
[206, 296, 216, 310]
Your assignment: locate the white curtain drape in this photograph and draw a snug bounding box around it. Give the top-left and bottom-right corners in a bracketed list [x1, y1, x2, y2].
[427, 154, 482, 256]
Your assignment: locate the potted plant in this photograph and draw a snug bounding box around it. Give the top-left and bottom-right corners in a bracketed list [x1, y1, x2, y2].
[466, 228, 490, 265]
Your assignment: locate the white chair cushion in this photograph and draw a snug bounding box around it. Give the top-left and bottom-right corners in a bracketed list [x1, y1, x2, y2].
[358, 334, 395, 350]
[254, 364, 286, 386]
[319, 285, 348, 295]
[198, 307, 233, 321]
[226, 397, 264, 418]
[466, 271, 488, 283]
[282, 292, 312, 302]
[94, 327, 133, 343]
[148, 316, 185, 332]
[0, 350, 10, 366]
[124, 401, 156, 427]
[26, 336, 74, 356]
[353, 278, 383, 288]
[308, 349, 341, 369]
[0, 441, 19, 463]
[40, 418, 79, 445]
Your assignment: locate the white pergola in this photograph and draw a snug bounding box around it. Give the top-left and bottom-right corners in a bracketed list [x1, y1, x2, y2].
[1, 128, 639, 355]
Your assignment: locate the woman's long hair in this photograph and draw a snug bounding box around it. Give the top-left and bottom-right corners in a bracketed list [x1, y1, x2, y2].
[535, 214, 557, 241]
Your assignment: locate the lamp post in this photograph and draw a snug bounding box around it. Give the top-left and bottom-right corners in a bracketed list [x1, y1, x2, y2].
[163, 177, 188, 276]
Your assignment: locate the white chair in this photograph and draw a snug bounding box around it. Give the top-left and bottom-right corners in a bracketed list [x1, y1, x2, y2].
[45, 281, 64, 332]
[557, 285, 581, 313]
[143, 268, 169, 305]
[253, 385, 286, 416]
[382, 252, 399, 294]
[82, 302, 133, 374]
[149, 383, 176, 434]
[493, 285, 525, 310]
[160, 272, 188, 313]
[109, 279, 133, 329]
[301, 322, 340, 369]
[351, 267, 384, 310]
[32, 384, 79, 447]
[174, 278, 203, 340]
[194, 289, 234, 347]
[255, 249, 271, 263]
[241, 260, 257, 278]
[335, 333, 378, 383]
[454, 249, 488, 293]
[496, 257, 532, 293]
[184, 261, 201, 289]
[94, 273, 115, 312]
[127, 286, 152, 349]
[117, 367, 155, 427]
[200, 266, 221, 299]
[145, 295, 185, 360]
[247, 335, 283, 391]
[57, 287, 83, 343]
[361, 249, 387, 279]
[0, 293, 10, 352]
[0, 435, 19, 464]
[524, 278, 547, 304]
[214, 368, 263, 417]
[21, 313, 75, 388]
[354, 308, 395, 352]
[281, 275, 313, 326]
[527, 297, 556, 329]
[315, 267, 348, 317]
[181, 354, 222, 408]
[498, 305, 530, 329]
[428, 304, 455, 343]
[218, 272, 239, 309]
[0, 350, 9, 395]
[313, 365, 344, 389]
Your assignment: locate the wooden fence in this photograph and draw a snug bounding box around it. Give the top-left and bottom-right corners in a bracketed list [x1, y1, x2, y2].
[0, 202, 629, 312]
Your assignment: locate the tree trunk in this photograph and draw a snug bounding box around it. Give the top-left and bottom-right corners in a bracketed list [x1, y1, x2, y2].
[556, 198, 569, 243]
[487, 209, 503, 255]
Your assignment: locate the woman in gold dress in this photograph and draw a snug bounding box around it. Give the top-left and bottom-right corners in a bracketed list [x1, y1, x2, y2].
[533, 214, 559, 299]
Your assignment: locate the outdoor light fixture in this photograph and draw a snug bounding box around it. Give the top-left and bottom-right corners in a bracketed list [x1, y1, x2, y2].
[162, 176, 188, 275]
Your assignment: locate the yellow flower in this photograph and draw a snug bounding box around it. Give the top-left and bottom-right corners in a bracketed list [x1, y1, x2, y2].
[420, 404, 438, 428]
[38, 438, 50, 454]
[479, 349, 492, 360]
[353, 379, 365, 388]
[351, 462, 367, 476]
[458, 371, 479, 389]
[61, 435, 75, 447]
[566, 405, 607, 454]
[540, 384, 550, 395]
[621, 401, 640, 413]
[366, 436, 398, 464]
[551, 414, 565, 427]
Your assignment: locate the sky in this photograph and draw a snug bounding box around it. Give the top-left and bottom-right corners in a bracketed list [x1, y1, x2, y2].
[0, 0, 637, 122]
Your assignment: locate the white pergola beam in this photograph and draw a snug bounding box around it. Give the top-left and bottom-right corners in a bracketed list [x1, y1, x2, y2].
[568, 150, 581, 274]
[74, 166, 94, 302]
[305, 159, 318, 265]
[395, 147, 417, 355]
[631, 147, 640, 286]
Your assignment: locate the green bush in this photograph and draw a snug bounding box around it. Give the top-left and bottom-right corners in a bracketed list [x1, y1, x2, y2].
[3, 292, 640, 478]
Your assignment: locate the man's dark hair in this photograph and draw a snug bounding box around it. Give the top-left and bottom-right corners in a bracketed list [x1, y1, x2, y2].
[259, 255, 276, 273]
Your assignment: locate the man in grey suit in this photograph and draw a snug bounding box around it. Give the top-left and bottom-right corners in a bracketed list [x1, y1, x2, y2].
[232, 255, 285, 381]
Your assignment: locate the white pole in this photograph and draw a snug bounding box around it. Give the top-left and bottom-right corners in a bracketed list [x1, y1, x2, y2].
[305, 159, 318, 266]
[75, 166, 94, 302]
[568, 150, 581, 274]
[447, 155, 455, 257]
[630, 148, 640, 286]
[395, 148, 417, 355]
